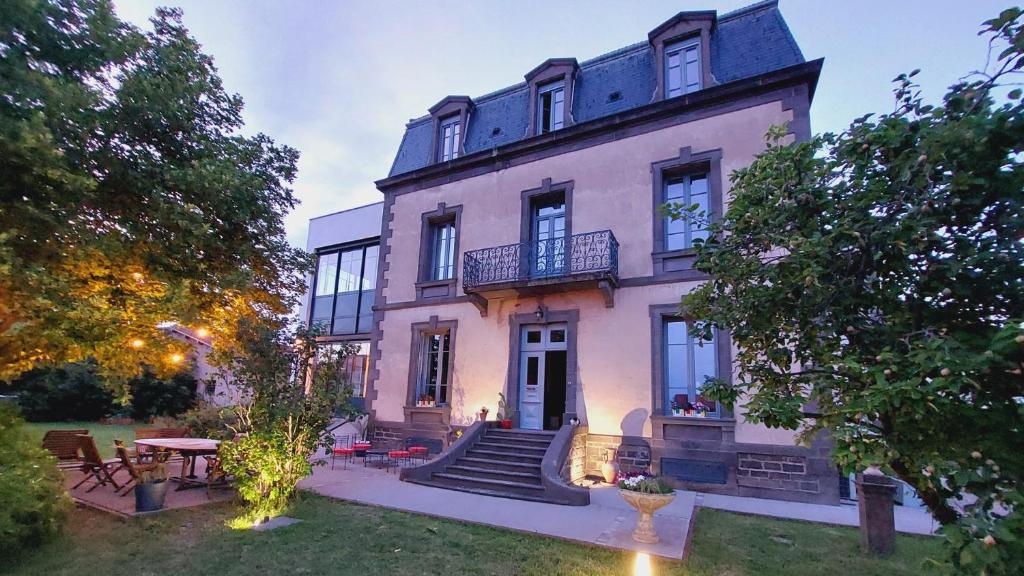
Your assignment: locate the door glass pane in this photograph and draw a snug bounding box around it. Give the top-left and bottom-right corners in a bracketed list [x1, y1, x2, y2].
[549, 329, 566, 343]
[526, 356, 539, 386]
[526, 330, 542, 344]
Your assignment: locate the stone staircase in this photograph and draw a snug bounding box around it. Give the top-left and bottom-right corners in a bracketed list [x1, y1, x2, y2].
[404, 427, 562, 503]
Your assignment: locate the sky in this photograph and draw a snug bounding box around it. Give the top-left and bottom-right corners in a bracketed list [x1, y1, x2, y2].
[112, 0, 1012, 249]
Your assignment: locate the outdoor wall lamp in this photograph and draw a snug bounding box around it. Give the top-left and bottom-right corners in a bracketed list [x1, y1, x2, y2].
[534, 306, 545, 321]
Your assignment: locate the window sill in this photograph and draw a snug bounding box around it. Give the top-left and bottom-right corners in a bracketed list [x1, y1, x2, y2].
[415, 278, 457, 299]
[650, 415, 735, 428]
[651, 249, 706, 278]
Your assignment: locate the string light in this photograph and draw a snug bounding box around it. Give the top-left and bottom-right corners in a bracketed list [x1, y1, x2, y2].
[130, 338, 145, 349]
[169, 353, 184, 364]
[195, 327, 210, 339]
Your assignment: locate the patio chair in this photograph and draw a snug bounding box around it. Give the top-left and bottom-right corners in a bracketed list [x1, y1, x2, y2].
[202, 447, 232, 498]
[41, 429, 88, 470]
[72, 435, 123, 492]
[113, 440, 159, 497]
[331, 434, 356, 470]
[404, 438, 429, 465]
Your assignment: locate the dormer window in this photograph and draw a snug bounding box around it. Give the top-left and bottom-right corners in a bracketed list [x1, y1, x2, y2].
[665, 39, 701, 98]
[524, 58, 578, 137]
[438, 115, 461, 162]
[537, 81, 565, 134]
[428, 95, 473, 166]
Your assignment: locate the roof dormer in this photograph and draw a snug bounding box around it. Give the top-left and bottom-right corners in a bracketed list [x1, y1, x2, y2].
[428, 95, 474, 163]
[524, 58, 579, 137]
[649, 11, 716, 100]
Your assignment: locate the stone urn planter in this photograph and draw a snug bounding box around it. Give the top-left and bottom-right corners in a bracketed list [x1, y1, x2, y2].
[619, 489, 676, 544]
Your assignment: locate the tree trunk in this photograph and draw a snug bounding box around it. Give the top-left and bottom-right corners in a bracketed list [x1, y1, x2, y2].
[888, 458, 959, 525]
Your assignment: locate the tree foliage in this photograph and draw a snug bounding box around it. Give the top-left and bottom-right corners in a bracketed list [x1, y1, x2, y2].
[218, 322, 355, 524]
[675, 9, 1024, 574]
[0, 0, 309, 381]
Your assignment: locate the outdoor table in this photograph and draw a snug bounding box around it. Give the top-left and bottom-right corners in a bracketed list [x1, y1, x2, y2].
[134, 438, 220, 491]
[364, 449, 389, 468]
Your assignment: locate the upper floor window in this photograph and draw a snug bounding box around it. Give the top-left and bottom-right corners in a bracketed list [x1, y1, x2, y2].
[309, 244, 378, 335]
[431, 220, 457, 281]
[665, 39, 701, 98]
[664, 173, 709, 250]
[537, 81, 565, 134]
[438, 115, 461, 162]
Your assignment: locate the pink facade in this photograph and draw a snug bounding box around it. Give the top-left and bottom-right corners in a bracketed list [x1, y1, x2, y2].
[346, 3, 839, 503]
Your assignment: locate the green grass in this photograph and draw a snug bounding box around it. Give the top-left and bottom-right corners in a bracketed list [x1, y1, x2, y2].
[24, 421, 135, 458]
[4, 493, 945, 576]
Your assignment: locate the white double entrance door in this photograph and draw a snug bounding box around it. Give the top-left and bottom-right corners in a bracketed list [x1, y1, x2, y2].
[518, 323, 568, 431]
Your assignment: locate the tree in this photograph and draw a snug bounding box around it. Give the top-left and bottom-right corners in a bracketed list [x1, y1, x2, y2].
[218, 321, 355, 525]
[0, 0, 309, 382]
[673, 9, 1023, 574]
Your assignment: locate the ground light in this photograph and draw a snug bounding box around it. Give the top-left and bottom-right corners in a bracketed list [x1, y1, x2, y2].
[634, 552, 652, 576]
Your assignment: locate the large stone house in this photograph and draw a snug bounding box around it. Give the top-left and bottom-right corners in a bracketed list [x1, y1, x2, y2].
[306, 0, 837, 504]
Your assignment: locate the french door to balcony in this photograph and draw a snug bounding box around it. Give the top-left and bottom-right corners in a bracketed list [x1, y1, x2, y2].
[531, 199, 566, 278]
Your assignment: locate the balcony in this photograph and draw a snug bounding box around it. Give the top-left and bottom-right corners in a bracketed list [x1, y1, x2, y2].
[462, 230, 619, 312]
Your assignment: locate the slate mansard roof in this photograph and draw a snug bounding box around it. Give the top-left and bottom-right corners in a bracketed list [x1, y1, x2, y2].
[387, 0, 805, 178]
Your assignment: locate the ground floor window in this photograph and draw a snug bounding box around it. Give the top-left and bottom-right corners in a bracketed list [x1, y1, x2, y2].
[664, 319, 719, 417]
[415, 331, 450, 406]
[318, 341, 370, 397]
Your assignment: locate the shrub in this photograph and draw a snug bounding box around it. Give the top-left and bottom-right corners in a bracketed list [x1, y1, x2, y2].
[177, 402, 238, 441]
[0, 404, 71, 555]
[128, 369, 197, 420]
[219, 322, 354, 524]
[12, 361, 115, 421]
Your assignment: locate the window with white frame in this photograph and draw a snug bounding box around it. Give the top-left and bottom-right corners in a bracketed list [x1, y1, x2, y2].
[438, 115, 461, 162]
[664, 319, 718, 417]
[665, 39, 701, 98]
[430, 221, 457, 280]
[415, 331, 451, 405]
[664, 172, 709, 250]
[537, 81, 565, 134]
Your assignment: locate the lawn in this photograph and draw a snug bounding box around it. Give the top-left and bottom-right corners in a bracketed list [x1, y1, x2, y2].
[25, 421, 135, 458]
[4, 493, 945, 576]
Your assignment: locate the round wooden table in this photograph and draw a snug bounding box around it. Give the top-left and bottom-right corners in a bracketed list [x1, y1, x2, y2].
[134, 438, 220, 490]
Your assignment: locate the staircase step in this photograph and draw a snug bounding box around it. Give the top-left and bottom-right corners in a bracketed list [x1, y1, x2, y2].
[474, 441, 548, 453]
[433, 472, 546, 494]
[485, 429, 556, 439]
[456, 457, 541, 473]
[445, 465, 541, 483]
[481, 434, 553, 447]
[465, 448, 544, 463]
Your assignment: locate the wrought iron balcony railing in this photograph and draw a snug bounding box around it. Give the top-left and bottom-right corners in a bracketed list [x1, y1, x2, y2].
[463, 230, 619, 291]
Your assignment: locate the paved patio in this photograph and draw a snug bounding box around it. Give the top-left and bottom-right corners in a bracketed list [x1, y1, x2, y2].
[299, 462, 697, 559]
[63, 458, 234, 516]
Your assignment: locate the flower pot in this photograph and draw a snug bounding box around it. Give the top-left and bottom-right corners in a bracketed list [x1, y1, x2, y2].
[135, 480, 169, 513]
[500, 419, 513, 429]
[619, 490, 676, 544]
[478, 411, 489, 422]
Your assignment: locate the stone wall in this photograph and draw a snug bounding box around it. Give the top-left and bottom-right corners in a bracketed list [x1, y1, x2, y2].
[584, 434, 652, 477]
[736, 452, 820, 494]
[564, 427, 588, 483]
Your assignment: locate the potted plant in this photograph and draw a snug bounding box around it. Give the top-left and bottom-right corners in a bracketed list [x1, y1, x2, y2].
[617, 472, 675, 544]
[478, 406, 489, 421]
[497, 393, 513, 429]
[135, 463, 169, 513]
[693, 401, 709, 418]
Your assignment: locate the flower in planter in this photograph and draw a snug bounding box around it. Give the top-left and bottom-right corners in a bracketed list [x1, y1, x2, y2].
[617, 471, 673, 495]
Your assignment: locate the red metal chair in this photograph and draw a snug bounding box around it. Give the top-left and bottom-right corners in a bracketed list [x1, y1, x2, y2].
[331, 434, 356, 470]
[387, 449, 411, 473]
[408, 446, 429, 465]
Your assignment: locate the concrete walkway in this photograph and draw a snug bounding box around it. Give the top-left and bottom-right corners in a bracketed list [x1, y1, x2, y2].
[299, 463, 939, 560]
[299, 464, 696, 559]
[698, 492, 939, 535]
